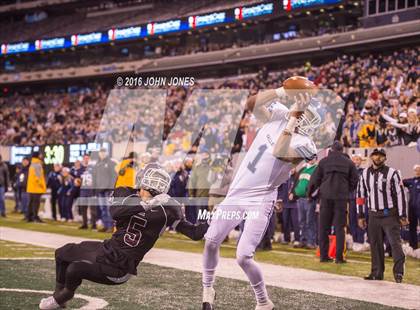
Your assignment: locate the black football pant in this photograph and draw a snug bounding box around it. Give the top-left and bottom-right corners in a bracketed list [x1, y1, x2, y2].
[368, 209, 405, 278]
[27, 193, 41, 221]
[319, 199, 347, 261]
[54, 241, 130, 305]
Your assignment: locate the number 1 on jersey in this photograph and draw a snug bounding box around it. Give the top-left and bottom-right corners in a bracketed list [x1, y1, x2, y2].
[247, 144, 268, 173]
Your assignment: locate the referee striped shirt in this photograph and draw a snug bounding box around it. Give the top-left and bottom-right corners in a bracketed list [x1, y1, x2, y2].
[356, 165, 407, 217]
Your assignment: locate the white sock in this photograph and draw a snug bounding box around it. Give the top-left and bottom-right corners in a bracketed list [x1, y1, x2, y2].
[202, 240, 220, 288]
[202, 268, 216, 288]
[251, 280, 269, 305]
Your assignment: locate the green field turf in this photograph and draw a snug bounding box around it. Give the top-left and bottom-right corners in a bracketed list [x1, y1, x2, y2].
[0, 241, 404, 310]
[2, 200, 420, 286]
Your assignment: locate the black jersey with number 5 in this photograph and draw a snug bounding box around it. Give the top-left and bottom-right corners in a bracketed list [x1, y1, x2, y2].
[97, 187, 208, 275]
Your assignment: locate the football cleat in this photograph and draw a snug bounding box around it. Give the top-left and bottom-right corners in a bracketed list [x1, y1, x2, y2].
[202, 287, 216, 310]
[39, 296, 61, 309]
[255, 299, 275, 310]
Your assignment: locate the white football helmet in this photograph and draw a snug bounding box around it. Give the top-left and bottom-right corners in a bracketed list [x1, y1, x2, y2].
[139, 168, 171, 196]
[296, 104, 322, 137]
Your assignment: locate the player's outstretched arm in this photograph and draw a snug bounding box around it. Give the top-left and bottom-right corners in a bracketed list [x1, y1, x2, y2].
[246, 88, 286, 123]
[165, 198, 209, 240]
[175, 220, 209, 241]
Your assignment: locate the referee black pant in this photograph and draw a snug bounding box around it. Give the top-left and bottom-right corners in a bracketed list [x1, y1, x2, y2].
[319, 199, 347, 261]
[368, 208, 405, 278]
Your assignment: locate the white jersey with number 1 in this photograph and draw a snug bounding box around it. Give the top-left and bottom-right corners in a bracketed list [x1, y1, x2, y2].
[225, 104, 317, 204]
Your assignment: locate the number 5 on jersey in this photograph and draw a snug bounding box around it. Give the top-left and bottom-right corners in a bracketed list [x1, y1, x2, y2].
[124, 214, 147, 247]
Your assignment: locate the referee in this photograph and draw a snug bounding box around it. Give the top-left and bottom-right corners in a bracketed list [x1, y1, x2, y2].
[356, 148, 408, 283]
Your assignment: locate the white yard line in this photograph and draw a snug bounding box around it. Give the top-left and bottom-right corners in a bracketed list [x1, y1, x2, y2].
[1, 227, 419, 309]
[0, 288, 108, 309]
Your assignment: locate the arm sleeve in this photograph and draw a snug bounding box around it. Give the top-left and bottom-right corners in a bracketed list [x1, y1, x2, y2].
[109, 187, 147, 220]
[381, 113, 408, 129]
[356, 171, 367, 217]
[175, 220, 209, 241]
[290, 135, 317, 162]
[392, 170, 407, 217]
[349, 163, 359, 192]
[402, 178, 412, 188]
[269, 106, 288, 122]
[307, 165, 322, 198]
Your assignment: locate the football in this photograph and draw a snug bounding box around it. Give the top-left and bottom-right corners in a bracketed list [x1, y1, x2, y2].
[282, 76, 316, 97]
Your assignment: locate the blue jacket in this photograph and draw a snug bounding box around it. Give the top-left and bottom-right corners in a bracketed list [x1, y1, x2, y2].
[403, 177, 420, 208]
[277, 176, 297, 208]
[169, 169, 189, 200]
[47, 171, 61, 192]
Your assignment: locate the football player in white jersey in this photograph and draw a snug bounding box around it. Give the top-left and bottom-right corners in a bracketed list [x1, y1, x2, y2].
[202, 77, 321, 310]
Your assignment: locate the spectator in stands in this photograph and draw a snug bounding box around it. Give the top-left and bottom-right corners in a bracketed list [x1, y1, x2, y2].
[348, 154, 366, 245]
[358, 113, 376, 148]
[188, 151, 211, 223]
[115, 152, 137, 189]
[58, 167, 74, 222]
[381, 108, 419, 146]
[47, 164, 62, 221]
[208, 156, 235, 213]
[0, 155, 10, 217]
[19, 157, 30, 219]
[277, 168, 300, 245]
[291, 157, 318, 249]
[12, 164, 22, 213]
[403, 165, 420, 250]
[70, 160, 84, 203]
[93, 148, 116, 233]
[79, 153, 97, 230]
[26, 151, 46, 222]
[169, 160, 189, 206]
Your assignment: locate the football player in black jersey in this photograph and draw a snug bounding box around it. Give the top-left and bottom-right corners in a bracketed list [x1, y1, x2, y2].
[39, 167, 209, 310]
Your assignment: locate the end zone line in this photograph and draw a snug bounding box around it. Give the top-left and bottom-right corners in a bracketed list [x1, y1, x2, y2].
[0, 288, 108, 310]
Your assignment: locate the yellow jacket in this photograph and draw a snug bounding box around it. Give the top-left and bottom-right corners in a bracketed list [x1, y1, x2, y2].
[27, 157, 46, 194]
[115, 159, 136, 188]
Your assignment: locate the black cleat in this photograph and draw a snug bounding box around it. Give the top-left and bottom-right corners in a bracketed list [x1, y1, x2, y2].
[320, 258, 333, 263]
[364, 274, 383, 281]
[202, 302, 214, 310]
[394, 274, 403, 283]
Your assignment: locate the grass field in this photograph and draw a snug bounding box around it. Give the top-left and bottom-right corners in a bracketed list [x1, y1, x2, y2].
[0, 240, 405, 310]
[2, 200, 419, 286]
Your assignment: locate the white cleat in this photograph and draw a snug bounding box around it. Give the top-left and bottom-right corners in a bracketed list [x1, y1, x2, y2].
[39, 296, 61, 310]
[202, 287, 216, 310]
[255, 299, 275, 310]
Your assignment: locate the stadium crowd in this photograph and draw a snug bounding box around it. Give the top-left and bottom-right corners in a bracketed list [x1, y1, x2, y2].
[1, 46, 419, 257]
[1, 47, 418, 148]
